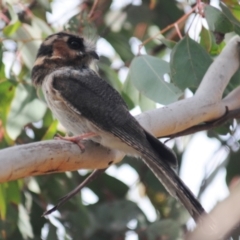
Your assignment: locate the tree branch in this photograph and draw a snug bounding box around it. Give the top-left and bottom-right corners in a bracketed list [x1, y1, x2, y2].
[1, 36, 240, 183]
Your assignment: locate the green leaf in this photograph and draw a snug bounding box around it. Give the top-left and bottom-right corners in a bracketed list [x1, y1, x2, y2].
[0, 184, 7, 220]
[220, 3, 240, 35]
[0, 81, 16, 127]
[214, 123, 231, 135]
[139, 93, 156, 111]
[200, 27, 226, 55]
[226, 68, 240, 95]
[31, 16, 53, 36]
[0, 181, 21, 220]
[204, 5, 234, 33]
[13, 25, 42, 69]
[2, 3, 22, 36]
[0, 44, 6, 80]
[5, 3, 18, 22]
[41, 120, 58, 140]
[3, 21, 21, 36]
[226, 150, 240, 184]
[105, 30, 134, 62]
[37, 172, 85, 210]
[0, 204, 19, 239]
[88, 173, 129, 200]
[89, 200, 147, 232]
[59, 208, 92, 239]
[6, 84, 46, 140]
[46, 224, 58, 240]
[129, 55, 182, 104]
[122, 74, 139, 109]
[170, 36, 212, 91]
[98, 58, 122, 92]
[144, 220, 181, 240]
[223, 1, 240, 21]
[29, 192, 47, 237]
[37, 0, 52, 11]
[6, 181, 22, 204]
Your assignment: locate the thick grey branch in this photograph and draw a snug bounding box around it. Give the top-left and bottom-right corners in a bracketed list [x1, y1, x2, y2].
[0, 36, 240, 183]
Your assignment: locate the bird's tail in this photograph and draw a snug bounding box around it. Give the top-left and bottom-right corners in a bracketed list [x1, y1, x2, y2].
[141, 153, 205, 222]
[138, 131, 205, 222]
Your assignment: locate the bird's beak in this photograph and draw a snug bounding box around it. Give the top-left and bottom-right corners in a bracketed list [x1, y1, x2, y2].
[89, 51, 99, 60]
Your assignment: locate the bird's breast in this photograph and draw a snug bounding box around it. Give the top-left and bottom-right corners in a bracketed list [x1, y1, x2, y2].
[42, 75, 94, 135]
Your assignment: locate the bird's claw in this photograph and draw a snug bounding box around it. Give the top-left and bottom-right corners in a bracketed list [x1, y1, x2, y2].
[54, 132, 97, 152]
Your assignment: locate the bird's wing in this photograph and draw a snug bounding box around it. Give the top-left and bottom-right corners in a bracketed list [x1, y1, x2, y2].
[51, 68, 177, 167]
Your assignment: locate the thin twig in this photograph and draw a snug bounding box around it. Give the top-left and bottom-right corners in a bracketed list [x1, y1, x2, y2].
[138, 4, 198, 54]
[163, 106, 240, 140]
[88, 0, 100, 19]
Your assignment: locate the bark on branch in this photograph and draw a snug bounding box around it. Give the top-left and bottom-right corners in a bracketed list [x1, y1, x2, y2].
[0, 36, 240, 183]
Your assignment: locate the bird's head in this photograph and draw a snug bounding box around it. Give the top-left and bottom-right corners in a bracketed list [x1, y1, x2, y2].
[32, 32, 99, 86]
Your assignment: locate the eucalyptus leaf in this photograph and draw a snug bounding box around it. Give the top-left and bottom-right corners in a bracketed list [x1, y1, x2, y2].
[0, 81, 16, 126]
[3, 21, 21, 36]
[31, 16, 53, 36]
[6, 84, 46, 140]
[170, 36, 212, 91]
[87, 173, 129, 200]
[129, 55, 182, 104]
[105, 30, 134, 62]
[205, 5, 234, 33]
[41, 120, 58, 140]
[220, 3, 240, 35]
[0, 181, 21, 221]
[0, 204, 20, 239]
[2, 4, 22, 36]
[122, 74, 139, 108]
[0, 44, 6, 79]
[145, 219, 181, 240]
[18, 205, 34, 239]
[139, 93, 156, 111]
[226, 150, 240, 184]
[6, 181, 21, 204]
[13, 25, 42, 69]
[37, 0, 51, 11]
[200, 27, 225, 55]
[46, 224, 58, 240]
[89, 200, 147, 232]
[5, 3, 18, 22]
[0, 184, 7, 219]
[98, 60, 122, 92]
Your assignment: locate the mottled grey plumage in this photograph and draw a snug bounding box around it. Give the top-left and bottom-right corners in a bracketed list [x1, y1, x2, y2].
[32, 32, 205, 221]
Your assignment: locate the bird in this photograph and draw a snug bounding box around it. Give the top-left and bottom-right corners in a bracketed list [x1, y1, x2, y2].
[31, 31, 205, 221]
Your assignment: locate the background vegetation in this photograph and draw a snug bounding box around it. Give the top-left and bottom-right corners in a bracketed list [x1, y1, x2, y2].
[1, 0, 240, 239]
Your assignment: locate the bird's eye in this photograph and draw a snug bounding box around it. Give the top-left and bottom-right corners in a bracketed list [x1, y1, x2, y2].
[70, 41, 81, 49]
[68, 37, 83, 50]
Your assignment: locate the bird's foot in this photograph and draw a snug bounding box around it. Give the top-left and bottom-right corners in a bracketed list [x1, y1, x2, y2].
[54, 132, 97, 152]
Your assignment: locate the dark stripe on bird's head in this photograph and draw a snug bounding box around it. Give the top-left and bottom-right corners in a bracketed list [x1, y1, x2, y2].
[36, 44, 53, 58]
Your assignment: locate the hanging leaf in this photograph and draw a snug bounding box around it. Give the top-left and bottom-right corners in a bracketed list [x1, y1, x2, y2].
[220, 3, 240, 35]
[170, 36, 212, 91]
[6, 84, 46, 139]
[204, 5, 234, 34]
[129, 55, 182, 104]
[200, 27, 225, 55]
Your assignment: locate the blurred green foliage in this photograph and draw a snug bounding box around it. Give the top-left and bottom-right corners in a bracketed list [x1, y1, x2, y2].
[1, 0, 240, 239]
